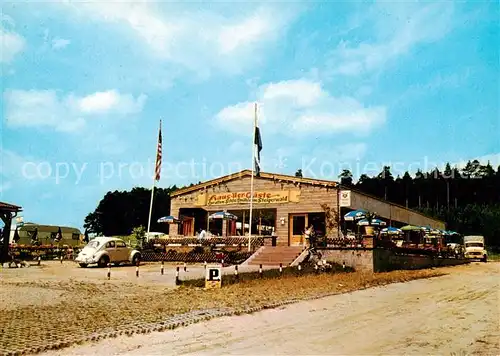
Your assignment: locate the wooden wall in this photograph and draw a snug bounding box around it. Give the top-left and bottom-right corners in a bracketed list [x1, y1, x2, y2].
[170, 175, 445, 244]
[171, 176, 338, 245]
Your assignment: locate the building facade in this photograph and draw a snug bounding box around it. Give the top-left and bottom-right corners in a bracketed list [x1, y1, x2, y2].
[170, 170, 445, 247]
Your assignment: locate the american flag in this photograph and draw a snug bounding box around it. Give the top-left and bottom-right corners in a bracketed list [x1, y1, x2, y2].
[155, 120, 162, 181]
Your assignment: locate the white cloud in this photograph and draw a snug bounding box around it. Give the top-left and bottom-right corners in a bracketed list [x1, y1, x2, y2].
[0, 25, 25, 63]
[51, 38, 70, 50]
[4, 89, 146, 133]
[215, 79, 386, 137]
[329, 1, 456, 76]
[63, 2, 299, 76]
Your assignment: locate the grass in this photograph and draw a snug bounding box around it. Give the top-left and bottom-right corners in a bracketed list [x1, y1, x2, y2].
[486, 249, 500, 261]
[0, 268, 446, 355]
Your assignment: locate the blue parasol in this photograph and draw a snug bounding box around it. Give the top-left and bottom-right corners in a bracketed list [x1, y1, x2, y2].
[209, 211, 238, 220]
[380, 226, 403, 235]
[157, 216, 180, 224]
[344, 209, 367, 221]
[357, 218, 387, 226]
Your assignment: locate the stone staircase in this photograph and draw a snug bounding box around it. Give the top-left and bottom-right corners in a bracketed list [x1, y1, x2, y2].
[245, 246, 306, 266]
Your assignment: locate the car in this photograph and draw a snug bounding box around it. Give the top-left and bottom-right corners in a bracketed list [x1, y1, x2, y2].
[75, 236, 141, 268]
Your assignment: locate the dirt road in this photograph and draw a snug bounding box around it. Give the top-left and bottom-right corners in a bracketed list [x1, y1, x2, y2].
[42, 262, 499, 356]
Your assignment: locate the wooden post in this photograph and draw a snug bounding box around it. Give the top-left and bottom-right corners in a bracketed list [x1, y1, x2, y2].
[242, 210, 246, 235]
[0, 212, 13, 264]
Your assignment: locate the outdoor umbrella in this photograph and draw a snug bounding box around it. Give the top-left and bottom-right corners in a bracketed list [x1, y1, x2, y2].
[157, 216, 180, 224]
[344, 209, 367, 221]
[380, 226, 403, 235]
[400, 225, 422, 231]
[13, 227, 20, 243]
[420, 226, 432, 234]
[209, 211, 238, 220]
[357, 218, 387, 226]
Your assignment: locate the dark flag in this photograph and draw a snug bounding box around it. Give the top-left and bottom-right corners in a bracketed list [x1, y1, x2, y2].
[254, 125, 262, 176]
[13, 227, 20, 243]
[31, 228, 38, 245]
[55, 227, 63, 243]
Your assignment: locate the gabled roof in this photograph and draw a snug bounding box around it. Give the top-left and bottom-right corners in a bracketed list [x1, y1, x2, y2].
[171, 169, 338, 197]
[0, 201, 22, 213]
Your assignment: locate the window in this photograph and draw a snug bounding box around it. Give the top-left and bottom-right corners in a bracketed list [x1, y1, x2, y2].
[465, 242, 483, 248]
[106, 241, 116, 248]
[72, 233, 80, 240]
[116, 241, 126, 248]
[308, 213, 326, 236]
[87, 240, 99, 248]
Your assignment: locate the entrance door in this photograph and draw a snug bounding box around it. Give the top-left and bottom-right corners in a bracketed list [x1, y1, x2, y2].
[289, 214, 308, 246]
[182, 217, 195, 236]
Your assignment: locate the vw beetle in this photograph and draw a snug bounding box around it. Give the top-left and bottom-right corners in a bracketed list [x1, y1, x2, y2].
[75, 236, 141, 268]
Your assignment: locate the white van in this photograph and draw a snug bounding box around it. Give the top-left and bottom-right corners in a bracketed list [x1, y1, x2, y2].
[463, 235, 487, 262]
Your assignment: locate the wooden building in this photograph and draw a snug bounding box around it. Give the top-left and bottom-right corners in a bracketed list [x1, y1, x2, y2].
[170, 170, 445, 247]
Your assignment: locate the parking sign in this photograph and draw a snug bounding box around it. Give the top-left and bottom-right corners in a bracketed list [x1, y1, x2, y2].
[205, 265, 222, 289]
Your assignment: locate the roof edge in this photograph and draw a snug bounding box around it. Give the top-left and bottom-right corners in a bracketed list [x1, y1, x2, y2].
[340, 184, 445, 225]
[171, 170, 338, 197]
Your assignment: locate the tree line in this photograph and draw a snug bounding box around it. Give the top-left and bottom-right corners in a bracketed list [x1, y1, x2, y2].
[334, 160, 500, 248]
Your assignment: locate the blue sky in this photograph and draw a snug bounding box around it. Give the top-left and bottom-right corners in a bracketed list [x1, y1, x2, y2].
[1, 0, 499, 230]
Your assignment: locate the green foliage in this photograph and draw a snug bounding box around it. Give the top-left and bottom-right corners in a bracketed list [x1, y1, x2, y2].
[132, 226, 146, 248]
[84, 186, 178, 236]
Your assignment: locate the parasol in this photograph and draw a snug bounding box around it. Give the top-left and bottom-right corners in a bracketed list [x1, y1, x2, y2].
[380, 226, 403, 235]
[344, 209, 367, 221]
[357, 218, 387, 226]
[157, 216, 180, 224]
[209, 211, 238, 220]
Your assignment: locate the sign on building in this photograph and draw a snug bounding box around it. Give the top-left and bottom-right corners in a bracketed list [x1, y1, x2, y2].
[205, 265, 222, 289]
[339, 190, 351, 207]
[195, 190, 301, 206]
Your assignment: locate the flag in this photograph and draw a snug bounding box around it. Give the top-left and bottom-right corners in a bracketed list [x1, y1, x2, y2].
[13, 227, 20, 243]
[155, 120, 162, 181]
[55, 227, 63, 243]
[254, 125, 262, 176]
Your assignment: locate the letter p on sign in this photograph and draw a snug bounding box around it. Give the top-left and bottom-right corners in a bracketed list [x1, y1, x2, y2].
[205, 265, 222, 289]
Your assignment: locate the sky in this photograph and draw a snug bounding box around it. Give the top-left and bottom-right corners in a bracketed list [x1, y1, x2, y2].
[1, 0, 499, 230]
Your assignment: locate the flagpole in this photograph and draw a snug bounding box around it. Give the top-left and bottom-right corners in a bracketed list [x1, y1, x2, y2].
[146, 180, 156, 241]
[248, 103, 257, 252]
[147, 120, 161, 241]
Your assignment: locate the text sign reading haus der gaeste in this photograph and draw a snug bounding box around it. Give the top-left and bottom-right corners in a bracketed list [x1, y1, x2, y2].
[206, 191, 291, 206]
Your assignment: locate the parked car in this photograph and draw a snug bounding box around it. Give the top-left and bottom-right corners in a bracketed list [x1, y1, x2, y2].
[75, 236, 141, 268]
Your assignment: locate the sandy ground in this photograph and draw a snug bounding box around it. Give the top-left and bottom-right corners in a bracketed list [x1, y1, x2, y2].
[40, 262, 500, 356]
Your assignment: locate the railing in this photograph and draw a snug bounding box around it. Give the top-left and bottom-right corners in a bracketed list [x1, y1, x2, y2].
[143, 236, 264, 249]
[141, 250, 253, 264]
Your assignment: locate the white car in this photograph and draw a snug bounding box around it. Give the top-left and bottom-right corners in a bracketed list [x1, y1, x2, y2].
[75, 236, 142, 268]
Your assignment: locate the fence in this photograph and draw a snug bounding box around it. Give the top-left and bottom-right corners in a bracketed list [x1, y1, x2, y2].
[141, 251, 253, 264]
[143, 236, 264, 249]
